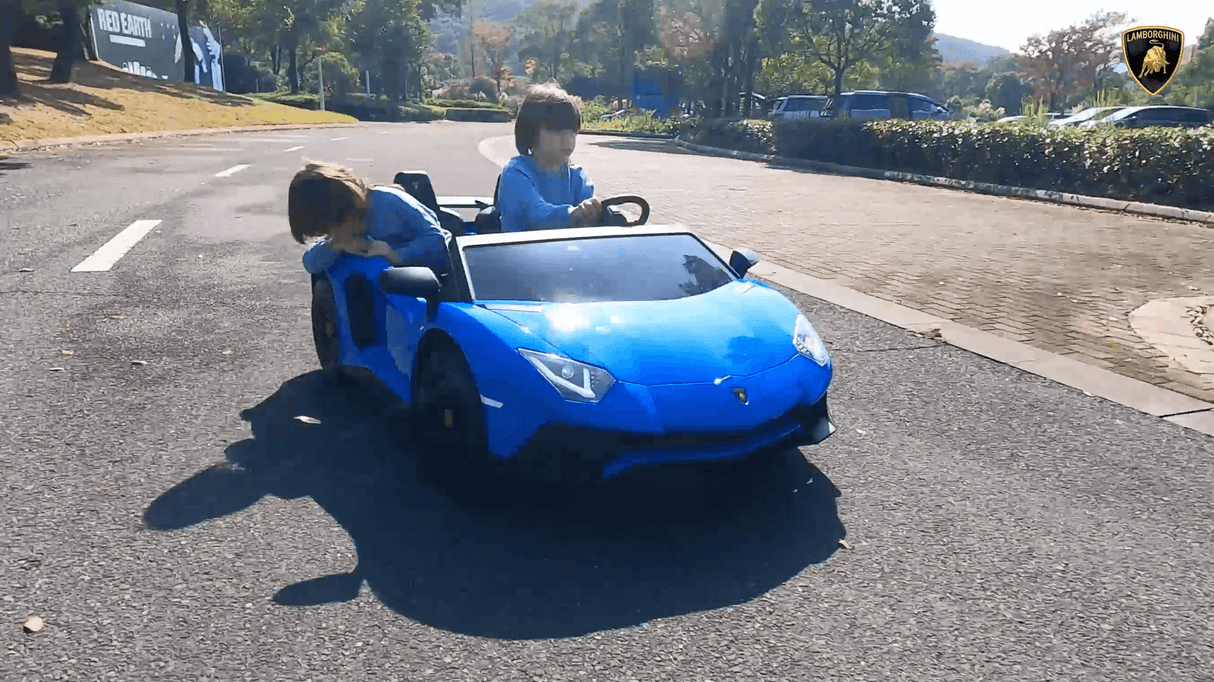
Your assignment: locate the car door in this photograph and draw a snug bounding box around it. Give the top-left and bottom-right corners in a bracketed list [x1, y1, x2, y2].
[889, 94, 911, 120]
[850, 93, 889, 119]
[382, 256, 454, 393]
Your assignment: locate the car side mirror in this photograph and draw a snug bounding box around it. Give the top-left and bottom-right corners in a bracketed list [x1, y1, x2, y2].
[379, 266, 442, 316]
[729, 248, 761, 278]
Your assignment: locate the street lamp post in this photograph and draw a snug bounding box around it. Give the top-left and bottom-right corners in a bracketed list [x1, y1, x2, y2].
[317, 45, 326, 111]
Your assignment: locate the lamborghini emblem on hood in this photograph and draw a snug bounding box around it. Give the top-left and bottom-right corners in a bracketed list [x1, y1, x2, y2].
[733, 387, 748, 404]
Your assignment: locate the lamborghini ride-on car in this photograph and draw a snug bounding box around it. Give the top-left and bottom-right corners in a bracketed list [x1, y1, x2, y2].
[309, 171, 836, 483]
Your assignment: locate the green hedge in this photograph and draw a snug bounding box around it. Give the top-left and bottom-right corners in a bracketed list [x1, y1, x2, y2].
[444, 107, 512, 122]
[427, 98, 506, 110]
[684, 117, 1214, 211]
[252, 92, 444, 121]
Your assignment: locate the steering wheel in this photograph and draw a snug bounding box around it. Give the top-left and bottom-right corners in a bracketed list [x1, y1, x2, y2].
[600, 195, 650, 227]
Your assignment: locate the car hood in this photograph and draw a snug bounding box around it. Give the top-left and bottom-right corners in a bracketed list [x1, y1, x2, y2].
[481, 281, 801, 385]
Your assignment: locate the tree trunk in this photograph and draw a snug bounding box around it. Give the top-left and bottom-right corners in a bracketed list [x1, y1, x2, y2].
[743, 40, 757, 117]
[175, 0, 194, 83]
[270, 45, 280, 75]
[0, 0, 18, 97]
[288, 46, 298, 93]
[833, 69, 843, 108]
[49, 2, 81, 83]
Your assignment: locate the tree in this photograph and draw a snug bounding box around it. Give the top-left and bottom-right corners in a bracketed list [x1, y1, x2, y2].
[1014, 11, 1129, 111]
[175, 0, 195, 82]
[985, 71, 1030, 114]
[1, 0, 17, 95]
[875, 0, 938, 93]
[776, 0, 936, 103]
[348, 0, 432, 101]
[516, 0, 576, 82]
[583, 0, 658, 98]
[470, 20, 511, 94]
[1164, 18, 1214, 109]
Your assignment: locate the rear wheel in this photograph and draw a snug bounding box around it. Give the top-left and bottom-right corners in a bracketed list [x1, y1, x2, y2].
[311, 278, 341, 370]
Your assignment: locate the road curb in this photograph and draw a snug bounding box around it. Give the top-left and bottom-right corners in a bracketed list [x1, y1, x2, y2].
[580, 129, 675, 139]
[674, 138, 1214, 226]
[0, 122, 366, 152]
[699, 240, 1214, 437]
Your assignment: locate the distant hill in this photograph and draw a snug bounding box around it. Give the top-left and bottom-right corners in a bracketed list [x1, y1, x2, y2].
[932, 33, 1012, 66]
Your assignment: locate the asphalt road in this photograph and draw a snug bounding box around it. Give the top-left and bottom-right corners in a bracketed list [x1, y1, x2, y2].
[2, 121, 1213, 681]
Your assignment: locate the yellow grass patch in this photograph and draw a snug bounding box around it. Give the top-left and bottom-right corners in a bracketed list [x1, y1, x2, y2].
[0, 48, 355, 144]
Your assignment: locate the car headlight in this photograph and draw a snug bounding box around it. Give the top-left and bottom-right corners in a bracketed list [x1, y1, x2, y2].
[519, 348, 616, 403]
[793, 314, 831, 366]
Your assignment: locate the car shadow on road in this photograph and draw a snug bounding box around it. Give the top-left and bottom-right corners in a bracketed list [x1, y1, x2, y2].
[0, 155, 31, 175]
[588, 138, 704, 157]
[143, 370, 845, 640]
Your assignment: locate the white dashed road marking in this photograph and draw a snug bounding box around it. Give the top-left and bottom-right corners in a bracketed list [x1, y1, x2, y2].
[330, 136, 349, 141]
[71, 220, 162, 272]
[283, 146, 305, 152]
[215, 164, 251, 177]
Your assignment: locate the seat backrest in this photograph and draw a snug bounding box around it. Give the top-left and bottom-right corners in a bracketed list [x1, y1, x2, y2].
[393, 172, 441, 217]
[475, 174, 504, 234]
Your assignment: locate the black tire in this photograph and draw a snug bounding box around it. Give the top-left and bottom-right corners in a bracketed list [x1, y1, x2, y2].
[312, 278, 341, 371]
[412, 343, 494, 481]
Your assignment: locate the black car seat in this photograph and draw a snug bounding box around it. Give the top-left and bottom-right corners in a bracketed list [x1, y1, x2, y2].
[393, 171, 467, 237]
[473, 174, 504, 233]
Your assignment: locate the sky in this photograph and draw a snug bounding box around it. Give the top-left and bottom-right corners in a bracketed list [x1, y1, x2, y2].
[929, 0, 1211, 51]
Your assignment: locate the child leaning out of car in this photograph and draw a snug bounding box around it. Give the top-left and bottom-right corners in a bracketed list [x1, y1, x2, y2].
[288, 160, 452, 274]
[498, 84, 604, 232]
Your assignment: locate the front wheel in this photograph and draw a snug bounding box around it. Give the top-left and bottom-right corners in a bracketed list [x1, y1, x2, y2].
[412, 344, 494, 481]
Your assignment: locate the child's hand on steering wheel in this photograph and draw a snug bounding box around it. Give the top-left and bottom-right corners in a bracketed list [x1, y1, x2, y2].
[571, 197, 603, 226]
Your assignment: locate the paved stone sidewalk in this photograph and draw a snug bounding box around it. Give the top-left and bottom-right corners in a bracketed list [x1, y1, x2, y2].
[569, 136, 1214, 402]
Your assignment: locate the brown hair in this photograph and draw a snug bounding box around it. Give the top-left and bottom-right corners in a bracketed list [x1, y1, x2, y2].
[514, 83, 582, 155]
[288, 160, 371, 245]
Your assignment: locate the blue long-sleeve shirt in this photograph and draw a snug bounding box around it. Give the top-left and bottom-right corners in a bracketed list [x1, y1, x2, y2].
[498, 155, 595, 232]
[301, 185, 452, 274]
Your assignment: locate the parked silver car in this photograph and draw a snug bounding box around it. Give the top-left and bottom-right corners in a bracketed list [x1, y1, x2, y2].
[822, 91, 948, 120]
[1080, 105, 1212, 129]
[1049, 107, 1125, 127]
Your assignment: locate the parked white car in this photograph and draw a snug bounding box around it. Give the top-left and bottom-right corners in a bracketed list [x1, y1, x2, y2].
[770, 95, 827, 119]
[1050, 107, 1125, 127]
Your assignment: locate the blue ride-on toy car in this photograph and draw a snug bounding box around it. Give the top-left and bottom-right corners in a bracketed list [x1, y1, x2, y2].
[309, 170, 836, 483]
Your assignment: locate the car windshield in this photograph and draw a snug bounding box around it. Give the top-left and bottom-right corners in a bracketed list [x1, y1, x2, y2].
[463, 233, 738, 303]
[1065, 108, 1101, 121]
[1102, 108, 1140, 122]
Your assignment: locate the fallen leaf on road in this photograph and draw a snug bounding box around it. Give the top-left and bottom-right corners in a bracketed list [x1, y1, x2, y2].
[48, 367, 65, 372]
[23, 617, 43, 633]
[130, 360, 147, 366]
[61, 323, 69, 330]
[295, 415, 321, 424]
[856, 428, 867, 435]
[839, 539, 852, 550]
[1188, 286, 1200, 291]
[59, 350, 74, 356]
[921, 327, 944, 342]
[18, 268, 33, 273]
[108, 315, 123, 320]
[222, 348, 233, 355]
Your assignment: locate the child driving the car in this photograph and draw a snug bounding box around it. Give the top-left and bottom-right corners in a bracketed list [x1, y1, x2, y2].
[498, 84, 603, 232]
[288, 160, 451, 274]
